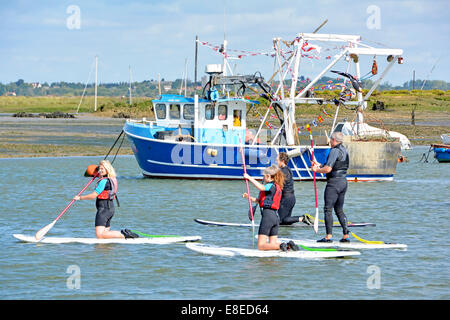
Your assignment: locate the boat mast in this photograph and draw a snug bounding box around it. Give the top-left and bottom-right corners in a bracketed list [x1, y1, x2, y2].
[158, 73, 161, 96]
[129, 65, 133, 105]
[194, 35, 199, 94]
[94, 55, 98, 112]
[184, 59, 188, 96]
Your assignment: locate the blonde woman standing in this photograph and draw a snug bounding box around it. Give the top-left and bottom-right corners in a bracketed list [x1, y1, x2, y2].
[74, 160, 138, 239]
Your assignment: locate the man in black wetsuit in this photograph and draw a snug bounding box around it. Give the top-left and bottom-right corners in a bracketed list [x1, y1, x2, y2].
[311, 132, 350, 243]
[277, 152, 313, 226]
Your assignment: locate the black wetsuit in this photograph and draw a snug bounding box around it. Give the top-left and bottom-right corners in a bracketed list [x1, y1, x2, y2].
[323, 143, 350, 236]
[278, 166, 301, 225]
[95, 179, 115, 228]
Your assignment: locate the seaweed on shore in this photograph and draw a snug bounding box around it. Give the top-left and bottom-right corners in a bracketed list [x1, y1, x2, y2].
[13, 111, 76, 118]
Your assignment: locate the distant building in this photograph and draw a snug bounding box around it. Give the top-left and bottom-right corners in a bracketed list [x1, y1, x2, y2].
[163, 82, 172, 91]
[4, 92, 17, 96]
[31, 82, 42, 88]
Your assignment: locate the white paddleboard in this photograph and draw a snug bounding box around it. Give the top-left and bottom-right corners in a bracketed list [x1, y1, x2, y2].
[277, 237, 408, 250]
[185, 243, 360, 259]
[194, 218, 375, 228]
[13, 234, 201, 245]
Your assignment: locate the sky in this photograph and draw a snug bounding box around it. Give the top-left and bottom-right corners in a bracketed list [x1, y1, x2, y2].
[1, 0, 449, 86]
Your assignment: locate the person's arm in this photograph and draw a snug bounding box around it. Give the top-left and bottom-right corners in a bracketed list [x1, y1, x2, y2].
[312, 147, 338, 174]
[242, 193, 258, 203]
[312, 165, 332, 174]
[74, 191, 98, 201]
[243, 173, 265, 191]
[73, 179, 105, 201]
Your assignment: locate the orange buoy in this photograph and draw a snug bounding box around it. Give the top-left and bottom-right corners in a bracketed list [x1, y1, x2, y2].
[84, 164, 99, 177]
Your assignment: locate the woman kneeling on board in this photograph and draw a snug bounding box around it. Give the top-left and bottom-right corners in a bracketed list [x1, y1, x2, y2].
[243, 165, 298, 251]
[73, 160, 138, 239]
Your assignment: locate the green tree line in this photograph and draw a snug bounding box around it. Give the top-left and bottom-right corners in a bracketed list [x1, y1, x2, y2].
[1, 77, 449, 97]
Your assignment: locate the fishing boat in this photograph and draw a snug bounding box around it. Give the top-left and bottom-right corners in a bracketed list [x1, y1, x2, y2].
[124, 32, 405, 181]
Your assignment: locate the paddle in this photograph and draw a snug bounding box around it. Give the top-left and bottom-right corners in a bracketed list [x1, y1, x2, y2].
[238, 133, 255, 248]
[306, 124, 320, 234]
[304, 213, 384, 244]
[35, 173, 98, 240]
[351, 232, 385, 244]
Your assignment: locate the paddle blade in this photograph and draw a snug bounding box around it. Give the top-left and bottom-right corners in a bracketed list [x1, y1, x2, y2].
[313, 209, 319, 234]
[35, 221, 56, 241]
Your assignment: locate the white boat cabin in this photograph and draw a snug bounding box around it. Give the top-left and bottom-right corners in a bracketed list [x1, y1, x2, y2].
[151, 94, 257, 145]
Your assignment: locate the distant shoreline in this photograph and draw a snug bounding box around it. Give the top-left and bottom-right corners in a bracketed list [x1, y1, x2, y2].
[0, 92, 448, 158]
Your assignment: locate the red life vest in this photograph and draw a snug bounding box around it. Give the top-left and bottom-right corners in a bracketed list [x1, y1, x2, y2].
[96, 177, 118, 201]
[258, 183, 282, 210]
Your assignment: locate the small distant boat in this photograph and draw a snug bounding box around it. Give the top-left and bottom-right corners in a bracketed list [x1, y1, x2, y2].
[432, 144, 450, 163]
[428, 134, 450, 163]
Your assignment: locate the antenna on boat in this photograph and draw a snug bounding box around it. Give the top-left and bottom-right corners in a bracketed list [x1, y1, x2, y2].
[312, 19, 328, 33]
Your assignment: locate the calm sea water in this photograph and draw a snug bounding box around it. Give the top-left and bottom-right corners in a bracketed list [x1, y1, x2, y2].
[0, 146, 449, 300]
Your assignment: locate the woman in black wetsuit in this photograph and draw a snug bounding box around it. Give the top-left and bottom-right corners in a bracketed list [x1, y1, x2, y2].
[73, 160, 138, 239]
[277, 152, 313, 226]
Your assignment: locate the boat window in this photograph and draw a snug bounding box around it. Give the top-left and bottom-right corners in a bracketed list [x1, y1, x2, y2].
[218, 105, 227, 120]
[183, 104, 194, 120]
[205, 104, 215, 120]
[155, 104, 166, 119]
[233, 110, 242, 127]
[170, 104, 180, 119]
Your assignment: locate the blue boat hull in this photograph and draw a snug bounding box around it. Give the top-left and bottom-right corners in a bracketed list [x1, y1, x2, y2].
[433, 146, 450, 163]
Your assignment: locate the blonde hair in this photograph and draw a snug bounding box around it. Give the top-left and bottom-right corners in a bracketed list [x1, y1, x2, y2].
[99, 160, 117, 178]
[263, 165, 284, 189]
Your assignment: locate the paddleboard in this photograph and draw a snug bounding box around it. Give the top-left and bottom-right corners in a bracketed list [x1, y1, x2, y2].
[13, 234, 201, 245]
[277, 237, 407, 250]
[185, 243, 361, 259]
[194, 218, 375, 228]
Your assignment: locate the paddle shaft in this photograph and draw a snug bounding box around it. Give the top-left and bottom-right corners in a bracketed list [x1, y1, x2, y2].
[238, 134, 255, 248]
[308, 134, 319, 209]
[308, 130, 320, 234]
[238, 136, 254, 222]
